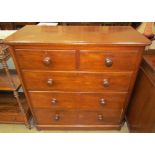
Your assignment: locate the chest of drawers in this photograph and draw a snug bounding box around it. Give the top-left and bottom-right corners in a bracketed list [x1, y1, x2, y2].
[4, 25, 150, 130]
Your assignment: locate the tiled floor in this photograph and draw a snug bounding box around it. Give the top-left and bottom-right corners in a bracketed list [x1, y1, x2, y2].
[0, 123, 129, 133]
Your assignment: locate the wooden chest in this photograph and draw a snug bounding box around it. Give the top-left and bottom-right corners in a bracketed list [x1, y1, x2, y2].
[4, 25, 150, 130]
[127, 54, 155, 132]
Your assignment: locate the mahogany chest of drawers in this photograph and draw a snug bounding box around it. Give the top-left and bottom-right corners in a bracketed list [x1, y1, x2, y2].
[4, 25, 150, 130]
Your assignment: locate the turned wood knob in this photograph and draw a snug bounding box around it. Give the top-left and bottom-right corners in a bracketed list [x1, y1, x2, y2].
[105, 58, 113, 67]
[98, 114, 104, 121]
[100, 98, 106, 105]
[51, 98, 57, 105]
[103, 79, 109, 87]
[43, 57, 51, 65]
[53, 114, 60, 121]
[47, 79, 53, 86]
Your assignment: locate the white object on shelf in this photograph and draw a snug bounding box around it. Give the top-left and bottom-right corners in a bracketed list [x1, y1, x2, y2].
[37, 22, 58, 26]
[0, 30, 17, 39]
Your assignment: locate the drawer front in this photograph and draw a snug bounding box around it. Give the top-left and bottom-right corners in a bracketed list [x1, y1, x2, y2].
[34, 109, 122, 125]
[29, 92, 127, 110]
[34, 109, 77, 125]
[29, 92, 77, 109]
[78, 110, 122, 125]
[76, 92, 127, 110]
[15, 49, 76, 70]
[23, 71, 132, 92]
[80, 50, 138, 71]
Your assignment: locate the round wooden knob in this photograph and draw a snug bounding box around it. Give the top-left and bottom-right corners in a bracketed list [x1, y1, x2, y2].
[51, 98, 57, 105]
[53, 114, 60, 121]
[98, 114, 104, 121]
[105, 58, 113, 67]
[47, 79, 53, 86]
[43, 57, 51, 65]
[100, 98, 106, 105]
[103, 79, 109, 87]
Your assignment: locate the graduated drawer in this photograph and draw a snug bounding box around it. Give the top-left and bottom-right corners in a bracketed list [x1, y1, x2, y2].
[29, 91, 127, 110]
[15, 49, 76, 70]
[80, 50, 139, 71]
[34, 109, 122, 125]
[22, 71, 132, 92]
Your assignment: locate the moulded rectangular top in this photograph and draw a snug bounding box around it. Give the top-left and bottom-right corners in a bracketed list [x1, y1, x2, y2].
[4, 25, 151, 46]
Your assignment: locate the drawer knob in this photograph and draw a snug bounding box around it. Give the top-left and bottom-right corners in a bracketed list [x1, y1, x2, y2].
[53, 114, 60, 121]
[100, 98, 106, 105]
[105, 58, 113, 67]
[103, 79, 109, 87]
[51, 98, 57, 105]
[43, 57, 51, 65]
[47, 79, 53, 86]
[98, 114, 104, 121]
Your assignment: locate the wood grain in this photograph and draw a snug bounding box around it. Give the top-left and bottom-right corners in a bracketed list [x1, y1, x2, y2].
[5, 26, 149, 130]
[29, 91, 127, 110]
[80, 50, 139, 71]
[127, 55, 155, 132]
[4, 26, 150, 46]
[15, 49, 76, 70]
[34, 109, 122, 125]
[22, 71, 132, 92]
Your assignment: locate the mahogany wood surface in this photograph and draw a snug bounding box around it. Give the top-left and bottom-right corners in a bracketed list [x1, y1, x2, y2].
[77, 110, 122, 125]
[5, 25, 150, 46]
[127, 55, 155, 132]
[80, 49, 139, 71]
[14, 49, 76, 70]
[4, 25, 150, 130]
[143, 55, 155, 72]
[29, 91, 127, 110]
[22, 71, 132, 92]
[34, 109, 122, 125]
[141, 55, 155, 82]
[34, 109, 77, 125]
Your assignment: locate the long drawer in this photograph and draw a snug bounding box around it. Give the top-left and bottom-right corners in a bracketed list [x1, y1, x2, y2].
[79, 50, 139, 71]
[22, 71, 132, 92]
[29, 91, 127, 110]
[15, 49, 76, 70]
[34, 109, 122, 125]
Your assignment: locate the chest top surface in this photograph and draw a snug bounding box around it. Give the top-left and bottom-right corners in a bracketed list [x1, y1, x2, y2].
[4, 25, 150, 46]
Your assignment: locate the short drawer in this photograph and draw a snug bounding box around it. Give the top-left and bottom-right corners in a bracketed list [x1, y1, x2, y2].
[29, 92, 127, 110]
[80, 50, 139, 71]
[15, 49, 76, 70]
[78, 110, 122, 125]
[23, 71, 132, 92]
[34, 109, 77, 125]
